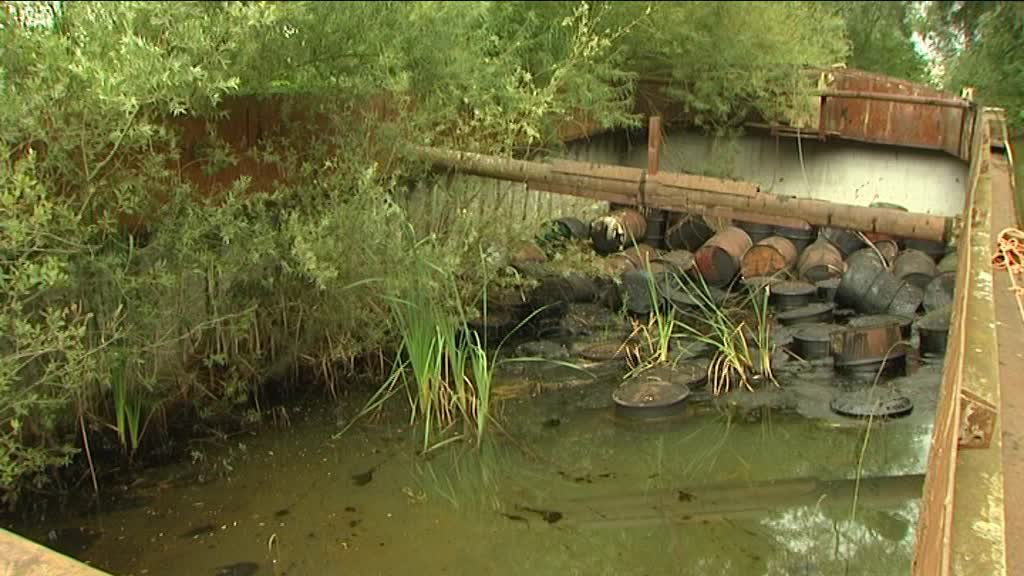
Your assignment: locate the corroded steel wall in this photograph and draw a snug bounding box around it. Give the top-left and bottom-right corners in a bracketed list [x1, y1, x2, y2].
[820, 69, 971, 158]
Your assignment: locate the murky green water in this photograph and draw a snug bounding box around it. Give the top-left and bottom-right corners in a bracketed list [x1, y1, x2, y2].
[13, 358, 941, 576]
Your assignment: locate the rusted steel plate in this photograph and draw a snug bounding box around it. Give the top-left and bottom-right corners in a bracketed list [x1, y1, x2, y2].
[821, 69, 968, 156]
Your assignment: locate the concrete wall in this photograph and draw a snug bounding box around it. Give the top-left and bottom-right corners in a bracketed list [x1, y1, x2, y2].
[563, 129, 970, 218]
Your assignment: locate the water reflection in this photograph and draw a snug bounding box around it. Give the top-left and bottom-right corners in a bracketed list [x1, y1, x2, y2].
[10, 363, 938, 576]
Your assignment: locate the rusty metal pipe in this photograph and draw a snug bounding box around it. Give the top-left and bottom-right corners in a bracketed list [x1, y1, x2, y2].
[820, 89, 973, 109]
[412, 145, 955, 242]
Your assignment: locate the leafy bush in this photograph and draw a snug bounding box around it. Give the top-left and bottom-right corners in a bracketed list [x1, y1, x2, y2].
[0, 0, 850, 504]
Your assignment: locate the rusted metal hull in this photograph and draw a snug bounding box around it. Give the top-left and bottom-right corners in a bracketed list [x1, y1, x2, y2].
[912, 108, 1007, 576]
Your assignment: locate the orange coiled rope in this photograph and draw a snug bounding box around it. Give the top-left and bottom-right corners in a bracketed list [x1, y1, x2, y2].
[993, 227, 1024, 322]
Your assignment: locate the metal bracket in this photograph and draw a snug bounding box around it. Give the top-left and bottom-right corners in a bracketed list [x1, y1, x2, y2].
[958, 388, 998, 449]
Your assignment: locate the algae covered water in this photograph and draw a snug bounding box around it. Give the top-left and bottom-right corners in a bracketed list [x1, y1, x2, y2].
[12, 360, 940, 576]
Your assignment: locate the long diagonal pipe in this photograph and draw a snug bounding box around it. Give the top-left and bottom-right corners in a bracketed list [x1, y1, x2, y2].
[411, 145, 955, 243]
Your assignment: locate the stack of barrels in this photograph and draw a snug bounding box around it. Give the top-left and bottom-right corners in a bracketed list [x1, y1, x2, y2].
[556, 199, 958, 372]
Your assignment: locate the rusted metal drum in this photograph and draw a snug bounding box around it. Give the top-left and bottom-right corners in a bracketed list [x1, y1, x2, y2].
[937, 251, 958, 274]
[740, 236, 798, 279]
[830, 389, 913, 419]
[888, 281, 924, 317]
[621, 244, 660, 271]
[821, 227, 867, 257]
[831, 317, 906, 375]
[863, 271, 905, 314]
[777, 302, 835, 326]
[743, 276, 781, 294]
[792, 323, 844, 360]
[613, 364, 704, 420]
[775, 223, 817, 254]
[578, 340, 628, 362]
[644, 209, 669, 249]
[798, 239, 846, 283]
[736, 220, 775, 243]
[892, 249, 938, 290]
[874, 240, 900, 265]
[923, 271, 956, 313]
[905, 238, 948, 262]
[849, 314, 913, 340]
[604, 253, 636, 275]
[836, 248, 887, 308]
[694, 226, 753, 287]
[918, 313, 951, 357]
[815, 277, 841, 303]
[770, 280, 817, 311]
[665, 213, 715, 252]
[651, 250, 695, 279]
[620, 270, 658, 315]
[590, 209, 648, 255]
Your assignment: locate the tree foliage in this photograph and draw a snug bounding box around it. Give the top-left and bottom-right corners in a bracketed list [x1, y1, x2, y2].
[830, 1, 929, 82]
[919, 1, 1024, 128]
[0, 0, 851, 504]
[621, 1, 848, 131]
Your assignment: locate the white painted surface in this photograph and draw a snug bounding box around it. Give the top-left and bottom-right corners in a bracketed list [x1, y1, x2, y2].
[564, 129, 969, 217]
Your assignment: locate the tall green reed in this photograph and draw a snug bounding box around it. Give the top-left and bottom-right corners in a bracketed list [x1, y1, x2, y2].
[669, 270, 777, 395]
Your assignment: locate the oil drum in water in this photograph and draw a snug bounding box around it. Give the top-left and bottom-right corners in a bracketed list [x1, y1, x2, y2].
[923, 272, 956, 313]
[604, 253, 636, 276]
[862, 270, 905, 314]
[740, 236, 798, 280]
[874, 240, 900, 266]
[665, 213, 715, 252]
[619, 270, 658, 316]
[736, 220, 775, 244]
[651, 250, 695, 282]
[904, 238, 948, 262]
[644, 209, 669, 249]
[831, 316, 906, 376]
[848, 314, 913, 340]
[892, 249, 938, 291]
[887, 280, 924, 317]
[791, 323, 844, 360]
[590, 209, 648, 255]
[776, 302, 835, 326]
[694, 226, 753, 287]
[621, 244, 660, 271]
[613, 364, 706, 420]
[836, 248, 886, 309]
[775, 223, 816, 254]
[769, 280, 817, 311]
[798, 239, 845, 283]
[815, 277, 842, 303]
[821, 227, 867, 257]
[937, 251, 958, 274]
[918, 313, 951, 357]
